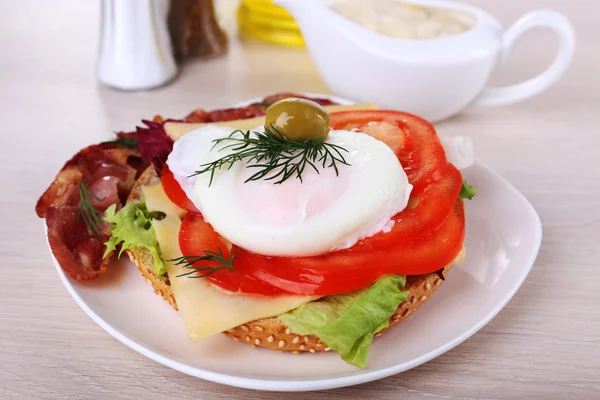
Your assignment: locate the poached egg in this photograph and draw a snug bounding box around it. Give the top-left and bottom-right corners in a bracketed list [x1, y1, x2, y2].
[167, 126, 412, 257]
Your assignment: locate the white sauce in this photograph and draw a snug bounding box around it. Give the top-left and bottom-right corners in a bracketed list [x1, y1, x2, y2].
[329, 0, 475, 39]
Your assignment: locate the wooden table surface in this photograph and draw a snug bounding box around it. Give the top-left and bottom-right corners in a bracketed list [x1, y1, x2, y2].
[1, 0, 599, 398]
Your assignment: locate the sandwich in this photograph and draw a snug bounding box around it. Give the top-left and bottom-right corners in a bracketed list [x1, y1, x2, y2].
[36, 93, 476, 367]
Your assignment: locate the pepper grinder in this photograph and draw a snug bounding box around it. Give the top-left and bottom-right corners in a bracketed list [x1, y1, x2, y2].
[97, 0, 177, 91]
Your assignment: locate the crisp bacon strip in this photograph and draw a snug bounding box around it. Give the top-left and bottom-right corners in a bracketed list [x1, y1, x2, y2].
[261, 92, 337, 107]
[185, 104, 266, 123]
[46, 207, 112, 281]
[184, 92, 337, 123]
[37, 142, 147, 281]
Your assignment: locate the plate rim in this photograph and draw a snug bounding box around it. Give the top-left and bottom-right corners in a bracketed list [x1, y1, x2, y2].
[46, 94, 543, 391]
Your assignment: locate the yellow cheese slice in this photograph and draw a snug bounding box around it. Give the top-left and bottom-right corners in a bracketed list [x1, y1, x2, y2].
[146, 185, 315, 342]
[164, 103, 379, 141]
[142, 183, 186, 219]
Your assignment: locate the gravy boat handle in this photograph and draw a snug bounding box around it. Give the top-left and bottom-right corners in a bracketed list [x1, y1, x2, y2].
[471, 10, 575, 108]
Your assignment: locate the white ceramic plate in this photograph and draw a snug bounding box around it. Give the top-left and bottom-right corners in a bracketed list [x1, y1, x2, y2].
[45, 97, 542, 391]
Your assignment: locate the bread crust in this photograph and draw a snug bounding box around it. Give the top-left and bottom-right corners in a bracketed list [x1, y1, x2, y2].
[125, 166, 178, 309]
[125, 166, 465, 352]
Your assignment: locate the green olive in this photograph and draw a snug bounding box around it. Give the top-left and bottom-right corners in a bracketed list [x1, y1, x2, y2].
[265, 98, 331, 141]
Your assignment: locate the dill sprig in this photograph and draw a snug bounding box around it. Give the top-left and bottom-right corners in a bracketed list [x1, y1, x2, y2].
[100, 137, 139, 149]
[189, 125, 350, 186]
[77, 182, 104, 236]
[171, 247, 240, 279]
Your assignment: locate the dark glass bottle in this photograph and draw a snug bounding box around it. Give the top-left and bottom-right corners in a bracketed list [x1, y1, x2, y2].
[169, 0, 228, 59]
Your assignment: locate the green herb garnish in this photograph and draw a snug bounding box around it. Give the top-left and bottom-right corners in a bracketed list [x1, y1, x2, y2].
[170, 247, 240, 279]
[190, 125, 350, 186]
[78, 182, 104, 236]
[101, 137, 139, 149]
[459, 180, 477, 200]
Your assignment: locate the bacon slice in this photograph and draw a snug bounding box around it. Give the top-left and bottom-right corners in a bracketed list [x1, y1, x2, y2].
[183, 92, 338, 123]
[37, 143, 147, 281]
[261, 92, 337, 107]
[184, 104, 266, 123]
[46, 207, 111, 280]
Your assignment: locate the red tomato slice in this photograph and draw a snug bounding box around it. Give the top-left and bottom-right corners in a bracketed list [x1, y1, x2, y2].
[330, 110, 448, 190]
[161, 165, 200, 214]
[178, 213, 291, 296]
[234, 198, 465, 295]
[358, 163, 462, 245]
[176, 111, 464, 297]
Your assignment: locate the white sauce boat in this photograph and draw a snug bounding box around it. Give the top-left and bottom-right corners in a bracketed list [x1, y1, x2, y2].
[274, 0, 575, 121]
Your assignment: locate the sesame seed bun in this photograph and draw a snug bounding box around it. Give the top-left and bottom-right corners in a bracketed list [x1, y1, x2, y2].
[125, 166, 465, 352]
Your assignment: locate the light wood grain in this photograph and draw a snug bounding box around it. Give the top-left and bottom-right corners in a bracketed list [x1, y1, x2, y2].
[1, 0, 599, 398]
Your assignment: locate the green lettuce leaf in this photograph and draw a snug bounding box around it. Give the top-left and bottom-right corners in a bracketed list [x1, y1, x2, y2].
[342, 319, 389, 367]
[279, 275, 410, 368]
[103, 202, 166, 275]
[459, 179, 477, 200]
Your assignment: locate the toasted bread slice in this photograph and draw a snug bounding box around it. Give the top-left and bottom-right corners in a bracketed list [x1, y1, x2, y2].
[125, 166, 465, 352]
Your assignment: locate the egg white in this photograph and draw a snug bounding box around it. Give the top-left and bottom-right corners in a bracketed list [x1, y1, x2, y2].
[167, 126, 412, 257]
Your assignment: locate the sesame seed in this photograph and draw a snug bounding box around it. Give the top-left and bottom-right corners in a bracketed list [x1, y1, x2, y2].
[254, 325, 264, 332]
[309, 348, 316, 353]
[374, 332, 383, 338]
[402, 309, 410, 317]
[434, 278, 442, 286]
[292, 336, 300, 344]
[292, 350, 299, 354]
[303, 336, 310, 343]
[425, 282, 432, 290]
[267, 335, 274, 343]
[300, 345, 306, 350]
[226, 329, 234, 333]
[420, 295, 428, 302]
[254, 339, 260, 345]
[324, 347, 331, 352]
[316, 342, 323, 347]
[241, 325, 249, 332]
[233, 337, 240, 342]
[410, 296, 416, 304]
[285, 328, 291, 335]
[278, 340, 285, 348]
[245, 336, 251, 342]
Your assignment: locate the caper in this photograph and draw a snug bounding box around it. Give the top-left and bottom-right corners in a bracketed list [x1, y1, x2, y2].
[265, 98, 331, 141]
